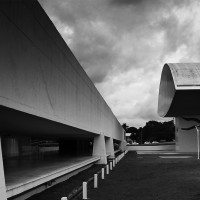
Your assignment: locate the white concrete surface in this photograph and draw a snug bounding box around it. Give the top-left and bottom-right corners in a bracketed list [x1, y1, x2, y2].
[158, 63, 200, 153]
[0, 1, 125, 198]
[0, 138, 7, 200]
[175, 116, 200, 152]
[0, 0, 123, 140]
[105, 137, 115, 158]
[92, 134, 107, 164]
[158, 63, 200, 117]
[127, 144, 175, 151]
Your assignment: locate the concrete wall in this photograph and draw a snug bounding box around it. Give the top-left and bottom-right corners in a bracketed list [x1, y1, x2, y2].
[0, 0, 123, 141]
[127, 144, 175, 151]
[175, 116, 199, 152]
[0, 1, 126, 199]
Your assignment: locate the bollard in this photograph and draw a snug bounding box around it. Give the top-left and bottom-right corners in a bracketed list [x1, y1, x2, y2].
[94, 174, 98, 188]
[83, 182, 87, 199]
[110, 161, 112, 170]
[101, 168, 105, 179]
[106, 164, 109, 174]
[113, 159, 115, 167]
[61, 198, 67, 200]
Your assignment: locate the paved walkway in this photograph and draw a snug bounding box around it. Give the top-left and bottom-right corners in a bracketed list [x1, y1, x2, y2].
[89, 151, 200, 200]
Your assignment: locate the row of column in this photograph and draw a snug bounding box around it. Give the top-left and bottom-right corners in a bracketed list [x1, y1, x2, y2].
[0, 134, 126, 199]
[92, 134, 126, 164]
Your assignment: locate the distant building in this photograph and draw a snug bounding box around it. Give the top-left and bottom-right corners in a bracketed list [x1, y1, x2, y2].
[125, 133, 132, 143]
[158, 63, 200, 152]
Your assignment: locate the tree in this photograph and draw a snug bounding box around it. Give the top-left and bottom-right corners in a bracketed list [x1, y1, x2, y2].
[142, 120, 175, 142]
[122, 123, 129, 132]
[127, 126, 139, 142]
[122, 120, 175, 144]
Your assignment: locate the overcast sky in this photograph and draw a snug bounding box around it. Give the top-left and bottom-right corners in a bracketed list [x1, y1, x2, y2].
[39, 0, 200, 128]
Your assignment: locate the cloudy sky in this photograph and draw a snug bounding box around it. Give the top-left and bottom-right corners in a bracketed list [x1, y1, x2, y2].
[39, 0, 200, 128]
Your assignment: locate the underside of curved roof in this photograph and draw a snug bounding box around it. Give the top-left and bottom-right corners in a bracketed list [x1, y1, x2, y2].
[158, 63, 200, 117]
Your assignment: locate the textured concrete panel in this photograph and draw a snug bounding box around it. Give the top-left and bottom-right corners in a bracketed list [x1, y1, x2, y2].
[0, 0, 123, 141]
[175, 116, 200, 152]
[168, 63, 200, 87]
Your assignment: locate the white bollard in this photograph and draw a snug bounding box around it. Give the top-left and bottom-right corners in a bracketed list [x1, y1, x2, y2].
[61, 198, 67, 200]
[113, 159, 115, 167]
[106, 164, 109, 174]
[101, 168, 105, 179]
[94, 174, 98, 188]
[110, 161, 112, 170]
[83, 182, 87, 199]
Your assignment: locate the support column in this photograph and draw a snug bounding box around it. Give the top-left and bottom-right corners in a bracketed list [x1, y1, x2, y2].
[119, 140, 127, 152]
[2, 137, 19, 158]
[92, 134, 107, 164]
[105, 137, 115, 158]
[0, 137, 7, 200]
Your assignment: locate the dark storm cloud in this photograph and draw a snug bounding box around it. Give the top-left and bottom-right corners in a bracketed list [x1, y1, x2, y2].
[110, 0, 162, 7]
[39, 0, 118, 83]
[110, 0, 188, 7]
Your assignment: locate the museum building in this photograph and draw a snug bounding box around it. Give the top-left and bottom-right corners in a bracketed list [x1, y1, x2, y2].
[158, 63, 200, 152]
[0, 0, 126, 199]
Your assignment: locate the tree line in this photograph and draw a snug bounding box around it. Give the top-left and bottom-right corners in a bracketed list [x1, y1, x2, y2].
[123, 120, 175, 144]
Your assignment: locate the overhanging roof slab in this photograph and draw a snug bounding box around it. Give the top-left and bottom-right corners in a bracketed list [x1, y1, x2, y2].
[158, 63, 200, 117]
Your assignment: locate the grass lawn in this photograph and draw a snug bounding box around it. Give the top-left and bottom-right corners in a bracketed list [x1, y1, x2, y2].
[88, 151, 200, 200]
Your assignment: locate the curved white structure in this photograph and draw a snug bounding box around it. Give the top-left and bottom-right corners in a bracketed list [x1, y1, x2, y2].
[158, 63, 200, 117]
[158, 63, 200, 153]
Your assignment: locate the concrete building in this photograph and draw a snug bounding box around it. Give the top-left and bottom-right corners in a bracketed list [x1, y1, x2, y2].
[158, 63, 200, 152]
[0, 0, 125, 199]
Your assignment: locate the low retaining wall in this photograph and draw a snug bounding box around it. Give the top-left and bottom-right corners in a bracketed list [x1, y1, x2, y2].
[127, 144, 175, 151]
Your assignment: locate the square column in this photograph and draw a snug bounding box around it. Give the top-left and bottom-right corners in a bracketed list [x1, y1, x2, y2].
[0, 137, 7, 200]
[119, 140, 127, 152]
[105, 137, 115, 158]
[175, 116, 200, 152]
[92, 134, 107, 164]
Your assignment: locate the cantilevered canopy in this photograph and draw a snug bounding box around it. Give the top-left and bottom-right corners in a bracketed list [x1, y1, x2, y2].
[158, 63, 200, 117]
